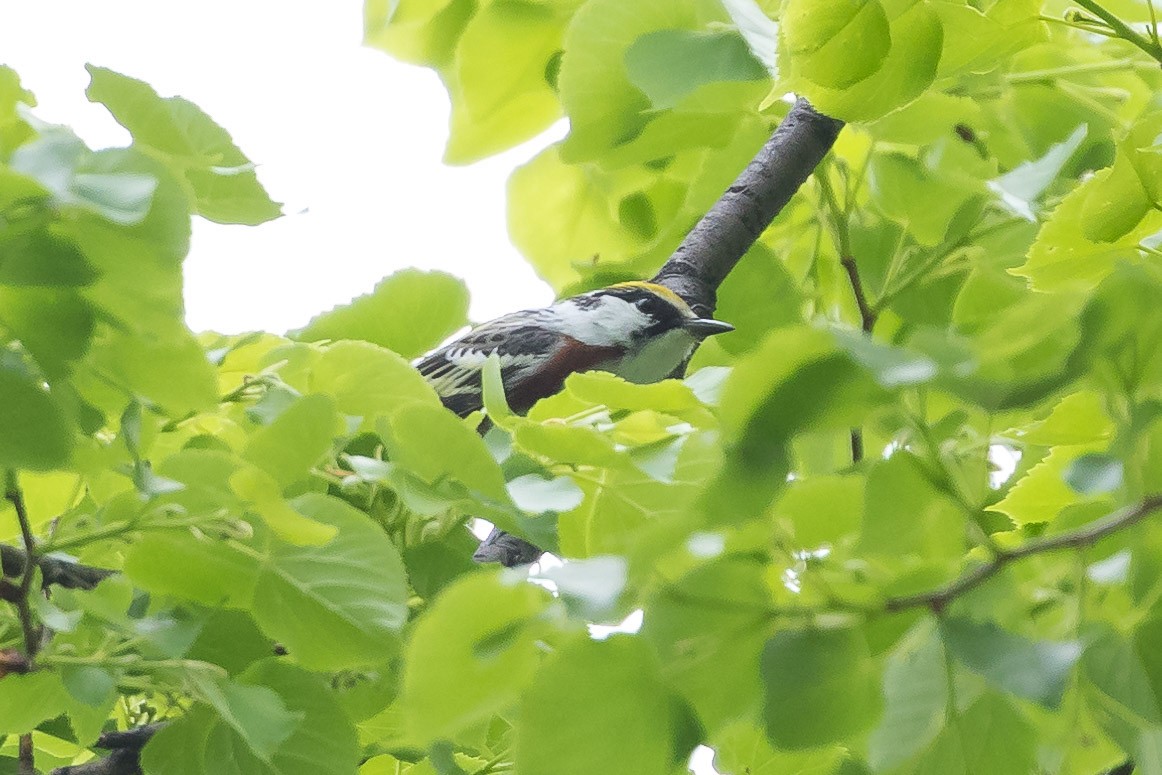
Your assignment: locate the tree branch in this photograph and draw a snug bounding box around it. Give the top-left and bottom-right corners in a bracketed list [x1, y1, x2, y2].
[652, 98, 845, 316]
[884, 493, 1162, 613]
[6, 472, 41, 775]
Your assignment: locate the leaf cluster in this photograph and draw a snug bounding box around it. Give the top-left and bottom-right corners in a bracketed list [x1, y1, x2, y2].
[4, 0, 1162, 773]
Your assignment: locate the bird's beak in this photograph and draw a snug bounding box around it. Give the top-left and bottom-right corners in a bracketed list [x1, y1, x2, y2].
[684, 318, 735, 338]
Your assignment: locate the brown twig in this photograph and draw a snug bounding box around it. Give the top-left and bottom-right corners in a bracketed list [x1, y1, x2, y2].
[840, 256, 877, 334]
[884, 493, 1162, 613]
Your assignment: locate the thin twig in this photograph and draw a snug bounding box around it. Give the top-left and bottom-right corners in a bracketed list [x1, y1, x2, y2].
[839, 257, 877, 334]
[884, 493, 1162, 613]
[1073, 0, 1162, 64]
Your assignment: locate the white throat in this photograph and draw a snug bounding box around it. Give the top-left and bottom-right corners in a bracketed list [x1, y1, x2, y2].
[606, 327, 698, 383]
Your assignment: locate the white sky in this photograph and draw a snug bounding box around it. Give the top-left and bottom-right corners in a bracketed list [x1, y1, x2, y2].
[1, 0, 559, 334]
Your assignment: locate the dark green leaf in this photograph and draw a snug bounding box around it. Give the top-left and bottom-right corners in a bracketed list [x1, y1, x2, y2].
[761, 625, 882, 748]
[941, 617, 1081, 708]
[625, 30, 767, 109]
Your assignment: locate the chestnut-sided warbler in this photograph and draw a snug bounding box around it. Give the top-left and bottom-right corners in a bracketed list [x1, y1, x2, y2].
[416, 281, 733, 565]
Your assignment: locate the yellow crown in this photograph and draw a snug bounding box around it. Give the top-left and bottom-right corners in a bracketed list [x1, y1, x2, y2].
[608, 281, 693, 314]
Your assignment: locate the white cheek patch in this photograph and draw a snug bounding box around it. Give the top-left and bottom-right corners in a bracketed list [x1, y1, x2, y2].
[557, 296, 650, 347]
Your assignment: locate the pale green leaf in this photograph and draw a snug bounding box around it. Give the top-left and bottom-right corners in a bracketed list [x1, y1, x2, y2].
[518, 637, 674, 775]
[402, 572, 551, 741]
[294, 269, 469, 360]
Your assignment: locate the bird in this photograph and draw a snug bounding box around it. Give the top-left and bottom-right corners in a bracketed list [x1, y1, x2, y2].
[415, 280, 734, 566]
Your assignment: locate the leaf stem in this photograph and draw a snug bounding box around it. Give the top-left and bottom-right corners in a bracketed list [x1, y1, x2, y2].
[1072, 0, 1162, 64]
[1006, 57, 1153, 83]
[816, 164, 875, 463]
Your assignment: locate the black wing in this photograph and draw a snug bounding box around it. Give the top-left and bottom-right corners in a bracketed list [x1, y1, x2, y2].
[416, 311, 563, 418]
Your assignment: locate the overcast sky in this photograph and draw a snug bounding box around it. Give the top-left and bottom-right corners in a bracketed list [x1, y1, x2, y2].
[1, 0, 559, 334]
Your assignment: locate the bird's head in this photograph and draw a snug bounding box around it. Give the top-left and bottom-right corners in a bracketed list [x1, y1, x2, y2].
[556, 281, 734, 348]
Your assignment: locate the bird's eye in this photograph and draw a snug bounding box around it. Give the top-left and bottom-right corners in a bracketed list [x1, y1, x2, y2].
[635, 296, 659, 313]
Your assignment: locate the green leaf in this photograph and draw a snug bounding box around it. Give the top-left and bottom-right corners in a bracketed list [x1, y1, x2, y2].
[1003, 390, 1113, 447]
[1084, 629, 1161, 724]
[988, 443, 1105, 526]
[402, 572, 551, 741]
[1016, 168, 1161, 292]
[625, 30, 767, 110]
[867, 621, 947, 771]
[242, 393, 340, 488]
[1073, 266, 1162, 395]
[773, 473, 863, 548]
[933, 0, 1044, 77]
[251, 493, 409, 670]
[0, 229, 98, 287]
[213, 660, 361, 775]
[60, 665, 116, 707]
[10, 129, 157, 225]
[782, 0, 891, 88]
[642, 558, 771, 733]
[309, 340, 442, 419]
[802, 1, 944, 122]
[0, 65, 35, 154]
[187, 671, 301, 764]
[711, 722, 845, 775]
[760, 625, 882, 749]
[125, 530, 261, 607]
[912, 693, 1038, 775]
[230, 465, 339, 545]
[941, 617, 1082, 708]
[518, 637, 675, 775]
[187, 610, 275, 676]
[507, 144, 649, 290]
[443, 1, 569, 163]
[0, 286, 95, 379]
[1064, 452, 1124, 495]
[867, 151, 980, 246]
[506, 472, 584, 514]
[294, 270, 470, 360]
[557, 0, 704, 162]
[383, 404, 508, 500]
[860, 451, 965, 560]
[0, 671, 70, 734]
[0, 355, 74, 470]
[714, 242, 803, 354]
[363, 0, 474, 68]
[140, 707, 214, 775]
[85, 65, 281, 225]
